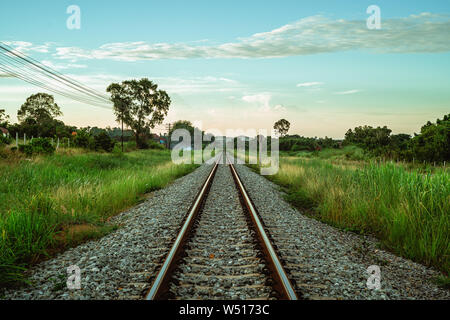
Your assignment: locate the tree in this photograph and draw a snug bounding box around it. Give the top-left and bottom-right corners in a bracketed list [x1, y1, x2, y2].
[169, 120, 195, 137]
[17, 93, 62, 125]
[107, 78, 171, 149]
[274, 119, 290, 137]
[0, 109, 9, 126]
[344, 125, 391, 155]
[94, 132, 116, 152]
[408, 114, 450, 162]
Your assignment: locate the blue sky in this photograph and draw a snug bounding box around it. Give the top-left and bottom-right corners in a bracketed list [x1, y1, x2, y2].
[1, 0, 449, 137]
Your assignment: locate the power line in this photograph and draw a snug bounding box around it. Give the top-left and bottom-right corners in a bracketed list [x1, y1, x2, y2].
[0, 42, 113, 109]
[0, 56, 112, 109]
[0, 42, 112, 103]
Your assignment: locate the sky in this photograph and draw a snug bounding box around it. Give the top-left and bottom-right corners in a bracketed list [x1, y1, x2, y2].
[1, 0, 449, 138]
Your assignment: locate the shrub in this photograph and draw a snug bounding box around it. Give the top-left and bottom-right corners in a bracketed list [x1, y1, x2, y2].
[18, 144, 33, 156]
[0, 135, 11, 146]
[94, 132, 116, 152]
[74, 129, 92, 148]
[148, 140, 166, 150]
[30, 138, 55, 155]
[18, 138, 55, 156]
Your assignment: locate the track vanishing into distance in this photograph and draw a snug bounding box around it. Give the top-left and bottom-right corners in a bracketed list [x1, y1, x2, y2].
[145, 153, 299, 300]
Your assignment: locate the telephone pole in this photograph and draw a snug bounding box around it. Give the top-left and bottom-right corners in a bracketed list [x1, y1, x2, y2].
[121, 113, 124, 152]
[165, 123, 172, 150]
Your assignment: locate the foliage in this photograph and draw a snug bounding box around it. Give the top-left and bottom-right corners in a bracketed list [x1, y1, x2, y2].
[408, 114, 450, 162]
[18, 144, 33, 156]
[0, 150, 198, 284]
[18, 138, 55, 156]
[274, 119, 291, 137]
[73, 129, 92, 148]
[107, 78, 171, 149]
[0, 135, 11, 147]
[30, 138, 56, 155]
[344, 125, 392, 155]
[279, 135, 340, 152]
[343, 114, 450, 162]
[170, 120, 195, 137]
[147, 140, 166, 150]
[262, 157, 449, 274]
[94, 132, 116, 152]
[17, 93, 62, 125]
[0, 108, 10, 126]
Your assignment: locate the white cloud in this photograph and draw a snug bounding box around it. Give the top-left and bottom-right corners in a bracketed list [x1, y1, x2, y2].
[154, 76, 241, 94]
[41, 60, 87, 70]
[335, 90, 361, 95]
[274, 104, 287, 112]
[242, 93, 287, 114]
[48, 13, 450, 61]
[2, 41, 50, 53]
[296, 82, 323, 87]
[242, 93, 272, 112]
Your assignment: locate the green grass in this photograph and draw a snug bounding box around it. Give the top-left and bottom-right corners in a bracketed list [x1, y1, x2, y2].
[0, 149, 198, 285]
[256, 156, 449, 274]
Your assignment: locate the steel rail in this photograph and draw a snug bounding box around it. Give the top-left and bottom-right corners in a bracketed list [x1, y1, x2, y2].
[226, 155, 298, 300]
[145, 155, 221, 300]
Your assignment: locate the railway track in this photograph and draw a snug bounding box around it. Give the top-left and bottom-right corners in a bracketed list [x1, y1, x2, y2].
[145, 153, 298, 300]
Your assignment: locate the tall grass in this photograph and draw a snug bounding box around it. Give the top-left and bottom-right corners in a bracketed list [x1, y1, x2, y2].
[0, 150, 198, 285]
[267, 157, 449, 274]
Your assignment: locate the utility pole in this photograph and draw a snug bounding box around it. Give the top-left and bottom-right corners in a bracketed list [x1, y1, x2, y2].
[165, 123, 172, 150]
[121, 110, 124, 153]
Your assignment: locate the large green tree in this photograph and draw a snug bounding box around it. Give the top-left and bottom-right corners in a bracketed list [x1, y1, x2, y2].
[274, 119, 290, 137]
[18, 93, 62, 125]
[408, 114, 450, 162]
[169, 120, 195, 137]
[107, 78, 171, 148]
[15, 93, 64, 138]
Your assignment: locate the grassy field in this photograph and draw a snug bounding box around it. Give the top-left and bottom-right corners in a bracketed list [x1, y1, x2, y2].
[0, 148, 198, 285]
[249, 148, 449, 275]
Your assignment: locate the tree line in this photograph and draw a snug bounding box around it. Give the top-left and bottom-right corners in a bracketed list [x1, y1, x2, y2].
[0, 78, 171, 154]
[344, 114, 450, 162]
[273, 114, 449, 163]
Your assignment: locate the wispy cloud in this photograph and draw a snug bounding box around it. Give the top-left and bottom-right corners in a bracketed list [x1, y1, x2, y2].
[296, 82, 323, 88]
[242, 93, 287, 114]
[154, 76, 241, 94]
[2, 41, 51, 53]
[41, 60, 87, 70]
[45, 13, 450, 61]
[242, 93, 272, 112]
[335, 89, 361, 95]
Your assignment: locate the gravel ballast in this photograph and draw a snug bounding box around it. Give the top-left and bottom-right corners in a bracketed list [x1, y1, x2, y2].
[1, 164, 213, 300]
[1, 161, 448, 300]
[170, 165, 274, 300]
[234, 164, 449, 300]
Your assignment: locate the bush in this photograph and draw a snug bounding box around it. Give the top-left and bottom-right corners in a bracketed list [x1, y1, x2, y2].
[0, 135, 11, 146]
[148, 140, 166, 150]
[18, 138, 55, 156]
[94, 132, 116, 152]
[74, 130, 92, 149]
[30, 138, 55, 155]
[18, 144, 33, 156]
